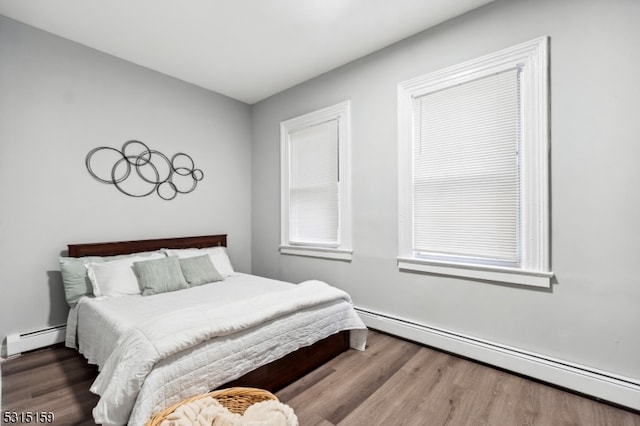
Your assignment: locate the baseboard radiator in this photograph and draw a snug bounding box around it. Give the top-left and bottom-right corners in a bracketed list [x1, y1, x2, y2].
[355, 307, 640, 411]
[6, 324, 66, 356]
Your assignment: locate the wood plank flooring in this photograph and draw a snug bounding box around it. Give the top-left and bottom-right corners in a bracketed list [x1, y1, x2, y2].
[2, 342, 99, 425]
[2, 330, 639, 425]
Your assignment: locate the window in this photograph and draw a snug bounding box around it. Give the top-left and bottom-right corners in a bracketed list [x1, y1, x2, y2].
[398, 37, 551, 287]
[280, 101, 352, 260]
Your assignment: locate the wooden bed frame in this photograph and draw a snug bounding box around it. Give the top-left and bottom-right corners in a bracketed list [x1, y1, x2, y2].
[67, 234, 350, 392]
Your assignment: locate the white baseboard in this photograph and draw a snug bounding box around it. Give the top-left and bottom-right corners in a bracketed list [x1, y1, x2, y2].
[5, 324, 66, 356]
[356, 307, 640, 411]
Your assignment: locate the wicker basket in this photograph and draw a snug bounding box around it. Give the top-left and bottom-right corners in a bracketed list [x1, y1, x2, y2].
[146, 387, 278, 426]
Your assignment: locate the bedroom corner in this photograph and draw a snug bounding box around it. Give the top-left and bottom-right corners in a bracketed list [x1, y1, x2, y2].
[0, 15, 253, 358]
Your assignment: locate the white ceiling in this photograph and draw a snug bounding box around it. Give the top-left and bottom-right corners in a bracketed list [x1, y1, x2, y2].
[0, 0, 494, 104]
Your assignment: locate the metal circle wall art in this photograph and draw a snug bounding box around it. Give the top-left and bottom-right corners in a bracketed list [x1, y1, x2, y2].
[86, 140, 204, 200]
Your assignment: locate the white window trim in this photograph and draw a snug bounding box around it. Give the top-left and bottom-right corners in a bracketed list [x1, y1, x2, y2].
[397, 37, 551, 287]
[280, 246, 353, 261]
[280, 101, 352, 261]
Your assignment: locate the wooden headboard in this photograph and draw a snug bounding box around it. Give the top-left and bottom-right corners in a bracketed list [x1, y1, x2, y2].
[67, 234, 227, 257]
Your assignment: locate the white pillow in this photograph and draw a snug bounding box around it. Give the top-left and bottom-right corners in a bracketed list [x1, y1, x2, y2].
[163, 247, 235, 277]
[86, 253, 165, 297]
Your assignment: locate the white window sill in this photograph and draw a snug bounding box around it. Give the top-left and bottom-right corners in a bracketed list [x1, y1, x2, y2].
[280, 245, 353, 261]
[397, 257, 553, 288]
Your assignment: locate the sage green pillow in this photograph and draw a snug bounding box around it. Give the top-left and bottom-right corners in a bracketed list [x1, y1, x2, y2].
[60, 256, 100, 306]
[133, 256, 189, 296]
[178, 254, 224, 286]
[60, 250, 164, 306]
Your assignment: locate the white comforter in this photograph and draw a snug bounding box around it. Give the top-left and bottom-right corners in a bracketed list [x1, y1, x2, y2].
[67, 274, 367, 426]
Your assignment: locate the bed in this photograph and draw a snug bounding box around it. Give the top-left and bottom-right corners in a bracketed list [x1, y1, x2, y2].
[62, 234, 367, 426]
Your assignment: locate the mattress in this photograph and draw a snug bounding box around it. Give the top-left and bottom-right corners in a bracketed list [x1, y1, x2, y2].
[66, 273, 367, 426]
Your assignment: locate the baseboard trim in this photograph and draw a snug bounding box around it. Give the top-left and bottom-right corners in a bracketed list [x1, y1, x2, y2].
[5, 324, 66, 356]
[355, 307, 640, 411]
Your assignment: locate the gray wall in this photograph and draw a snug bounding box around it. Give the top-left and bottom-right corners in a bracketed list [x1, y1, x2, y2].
[0, 16, 252, 353]
[251, 0, 640, 380]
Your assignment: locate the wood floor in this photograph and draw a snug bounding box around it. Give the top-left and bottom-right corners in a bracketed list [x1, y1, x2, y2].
[2, 330, 639, 425]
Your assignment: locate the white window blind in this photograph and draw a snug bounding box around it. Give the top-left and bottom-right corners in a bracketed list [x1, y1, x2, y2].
[398, 37, 550, 287]
[288, 119, 339, 245]
[412, 67, 521, 264]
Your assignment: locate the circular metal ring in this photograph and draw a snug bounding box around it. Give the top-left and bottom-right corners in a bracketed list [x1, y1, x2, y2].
[192, 168, 204, 181]
[122, 140, 151, 166]
[111, 156, 157, 198]
[136, 150, 172, 185]
[85, 147, 127, 184]
[157, 181, 178, 201]
[171, 153, 195, 176]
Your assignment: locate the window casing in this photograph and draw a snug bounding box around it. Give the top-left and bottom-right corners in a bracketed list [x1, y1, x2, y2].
[280, 101, 352, 260]
[398, 37, 551, 287]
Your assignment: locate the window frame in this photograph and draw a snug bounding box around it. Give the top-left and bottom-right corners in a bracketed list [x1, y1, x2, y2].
[397, 37, 552, 287]
[280, 101, 353, 261]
